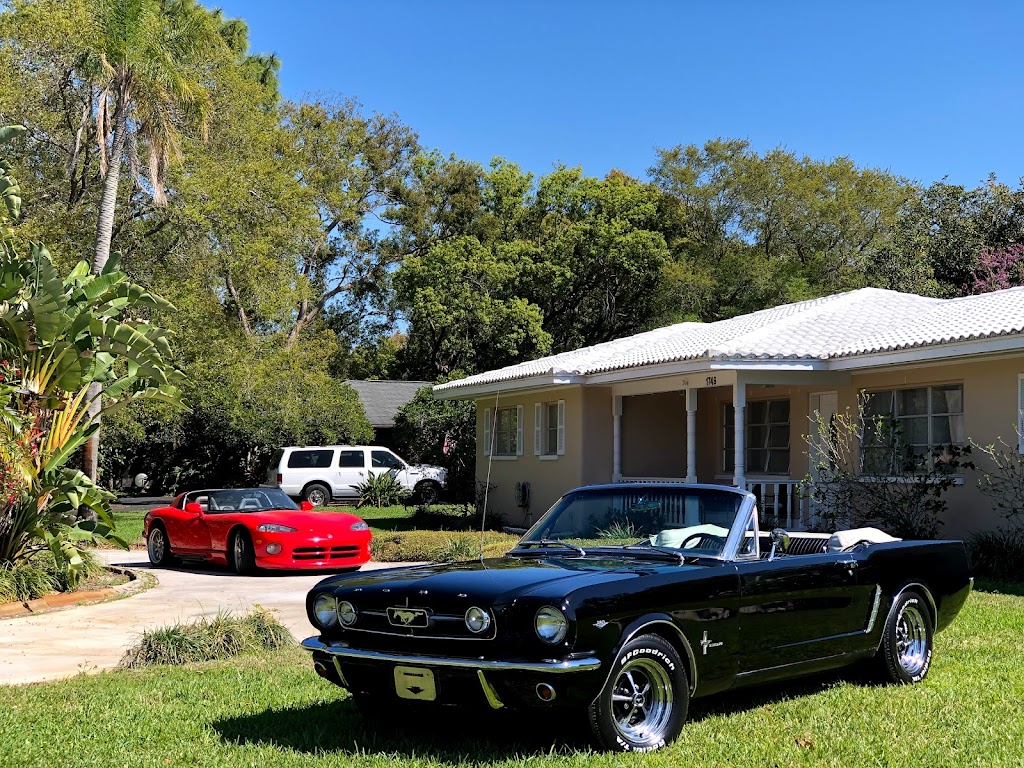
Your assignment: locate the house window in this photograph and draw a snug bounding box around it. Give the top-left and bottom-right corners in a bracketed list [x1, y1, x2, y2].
[534, 400, 565, 456]
[484, 406, 522, 457]
[723, 400, 790, 474]
[861, 385, 964, 473]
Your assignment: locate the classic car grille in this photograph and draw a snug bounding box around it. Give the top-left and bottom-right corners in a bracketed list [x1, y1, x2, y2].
[345, 605, 497, 640]
[292, 545, 361, 561]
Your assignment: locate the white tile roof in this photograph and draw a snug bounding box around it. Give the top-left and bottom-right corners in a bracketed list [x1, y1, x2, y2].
[434, 286, 1024, 393]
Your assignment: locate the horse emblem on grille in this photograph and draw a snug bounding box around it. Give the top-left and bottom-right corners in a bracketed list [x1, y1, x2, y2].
[387, 607, 429, 627]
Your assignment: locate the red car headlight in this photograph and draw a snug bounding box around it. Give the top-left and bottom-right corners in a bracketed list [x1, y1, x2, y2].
[258, 524, 297, 533]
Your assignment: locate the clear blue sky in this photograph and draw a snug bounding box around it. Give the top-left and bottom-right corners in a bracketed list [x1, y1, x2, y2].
[216, 0, 1024, 187]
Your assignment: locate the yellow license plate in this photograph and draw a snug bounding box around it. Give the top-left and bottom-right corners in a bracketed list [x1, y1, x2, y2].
[394, 666, 436, 701]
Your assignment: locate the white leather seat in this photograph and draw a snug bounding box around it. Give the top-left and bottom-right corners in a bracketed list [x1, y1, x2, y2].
[827, 527, 900, 552]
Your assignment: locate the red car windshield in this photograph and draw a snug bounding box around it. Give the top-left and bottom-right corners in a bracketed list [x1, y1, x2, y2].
[184, 488, 299, 513]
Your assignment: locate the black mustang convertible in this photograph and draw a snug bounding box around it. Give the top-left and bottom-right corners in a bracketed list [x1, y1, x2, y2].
[302, 483, 972, 752]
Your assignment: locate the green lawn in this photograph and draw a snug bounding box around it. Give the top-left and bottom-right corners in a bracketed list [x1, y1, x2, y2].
[3, 591, 1023, 767]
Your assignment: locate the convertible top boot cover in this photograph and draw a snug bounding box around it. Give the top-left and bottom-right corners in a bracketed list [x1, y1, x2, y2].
[826, 527, 901, 552]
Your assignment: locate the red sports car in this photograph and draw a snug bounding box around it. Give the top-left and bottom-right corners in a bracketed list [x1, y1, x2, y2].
[144, 488, 372, 574]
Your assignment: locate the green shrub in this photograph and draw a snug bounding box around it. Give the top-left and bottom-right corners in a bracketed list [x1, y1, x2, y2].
[119, 607, 292, 668]
[371, 530, 519, 562]
[352, 472, 411, 508]
[968, 528, 1024, 583]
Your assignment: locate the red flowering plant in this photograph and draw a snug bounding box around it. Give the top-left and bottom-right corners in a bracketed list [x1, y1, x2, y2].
[1, 125, 186, 584]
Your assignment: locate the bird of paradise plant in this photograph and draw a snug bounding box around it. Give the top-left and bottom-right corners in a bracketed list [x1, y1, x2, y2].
[1, 124, 186, 584]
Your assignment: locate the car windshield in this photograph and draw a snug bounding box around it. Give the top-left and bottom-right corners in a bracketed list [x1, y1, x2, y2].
[187, 488, 299, 513]
[516, 487, 745, 559]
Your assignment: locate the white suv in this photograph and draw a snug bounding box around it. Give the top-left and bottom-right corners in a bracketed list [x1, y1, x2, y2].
[268, 445, 448, 506]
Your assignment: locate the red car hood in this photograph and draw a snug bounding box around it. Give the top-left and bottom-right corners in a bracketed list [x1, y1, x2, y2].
[246, 510, 364, 534]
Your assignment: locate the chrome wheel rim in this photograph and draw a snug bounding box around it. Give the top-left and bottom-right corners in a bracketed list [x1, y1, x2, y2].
[610, 657, 674, 744]
[148, 529, 165, 563]
[308, 488, 326, 506]
[233, 534, 246, 565]
[896, 603, 929, 676]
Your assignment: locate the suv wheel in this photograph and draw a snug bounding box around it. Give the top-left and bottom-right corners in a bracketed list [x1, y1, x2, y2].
[304, 483, 331, 507]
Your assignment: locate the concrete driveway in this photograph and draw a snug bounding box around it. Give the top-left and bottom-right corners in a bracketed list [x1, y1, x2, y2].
[0, 550, 416, 686]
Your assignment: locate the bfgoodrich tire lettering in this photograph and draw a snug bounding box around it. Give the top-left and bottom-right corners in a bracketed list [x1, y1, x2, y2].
[588, 633, 689, 752]
[879, 591, 933, 684]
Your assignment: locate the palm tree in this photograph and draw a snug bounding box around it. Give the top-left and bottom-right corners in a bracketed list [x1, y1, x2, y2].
[81, 0, 225, 479]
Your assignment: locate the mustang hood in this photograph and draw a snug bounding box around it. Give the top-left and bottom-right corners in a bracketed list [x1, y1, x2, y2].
[315, 556, 687, 606]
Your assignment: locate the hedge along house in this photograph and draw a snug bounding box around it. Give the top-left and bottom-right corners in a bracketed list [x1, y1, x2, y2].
[433, 286, 1024, 537]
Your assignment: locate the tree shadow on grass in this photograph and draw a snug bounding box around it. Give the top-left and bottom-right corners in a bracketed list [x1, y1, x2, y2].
[213, 698, 591, 760]
[687, 667, 876, 724]
[213, 669, 884, 759]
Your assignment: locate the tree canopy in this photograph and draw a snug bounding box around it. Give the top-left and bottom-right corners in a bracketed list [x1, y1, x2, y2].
[2, 0, 1023, 492]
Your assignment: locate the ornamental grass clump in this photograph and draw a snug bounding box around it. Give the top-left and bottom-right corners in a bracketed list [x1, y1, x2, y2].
[0, 548, 103, 602]
[119, 608, 293, 669]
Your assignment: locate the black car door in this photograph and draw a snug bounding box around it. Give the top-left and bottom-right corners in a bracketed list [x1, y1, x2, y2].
[734, 551, 877, 675]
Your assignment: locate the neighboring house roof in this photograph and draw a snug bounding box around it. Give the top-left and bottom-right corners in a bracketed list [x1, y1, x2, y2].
[434, 286, 1024, 394]
[346, 380, 432, 428]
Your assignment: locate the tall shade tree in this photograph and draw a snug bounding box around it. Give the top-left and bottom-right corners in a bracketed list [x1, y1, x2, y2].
[78, 0, 226, 479]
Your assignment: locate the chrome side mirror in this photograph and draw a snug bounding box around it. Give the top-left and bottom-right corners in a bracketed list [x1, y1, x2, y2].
[769, 528, 790, 560]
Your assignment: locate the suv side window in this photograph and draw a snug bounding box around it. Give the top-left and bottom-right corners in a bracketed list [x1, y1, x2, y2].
[287, 449, 334, 469]
[338, 449, 365, 468]
[371, 450, 404, 469]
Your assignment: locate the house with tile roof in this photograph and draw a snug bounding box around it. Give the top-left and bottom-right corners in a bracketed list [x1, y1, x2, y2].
[433, 286, 1024, 535]
[346, 380, 432, 447]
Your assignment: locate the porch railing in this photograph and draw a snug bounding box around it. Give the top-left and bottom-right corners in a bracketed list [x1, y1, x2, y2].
[743, 480, 810, 531]
[616, 476, 813, 531]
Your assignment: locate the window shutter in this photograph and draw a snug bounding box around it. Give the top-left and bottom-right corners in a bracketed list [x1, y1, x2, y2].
[516, 405, 524, 456]
[483, 408, 492, 456]
[534, 403, 542, 455]
[557, 400, 566, 455]
[1018, 375, 1024, 454]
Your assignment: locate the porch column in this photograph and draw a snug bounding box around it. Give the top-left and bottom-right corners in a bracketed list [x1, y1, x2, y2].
[612, 395, 622, 482]
[732, 381, 746, 488]
[685, 388, 697, 483]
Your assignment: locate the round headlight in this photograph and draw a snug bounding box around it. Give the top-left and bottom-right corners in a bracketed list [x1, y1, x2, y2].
[465, 606, 491, 634]
[535, 606, 568, 644]
[338, 600, 357, 626]
[313, 594, 337, 627]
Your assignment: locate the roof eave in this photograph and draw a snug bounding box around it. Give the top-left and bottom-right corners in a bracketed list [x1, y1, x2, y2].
[432, 373, 585, 400]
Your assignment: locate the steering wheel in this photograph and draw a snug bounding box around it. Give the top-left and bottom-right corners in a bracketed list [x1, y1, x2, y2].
[679, 533, 726, 550]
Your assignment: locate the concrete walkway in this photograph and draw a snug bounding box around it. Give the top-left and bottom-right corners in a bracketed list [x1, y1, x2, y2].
[0, 550, 414, 686]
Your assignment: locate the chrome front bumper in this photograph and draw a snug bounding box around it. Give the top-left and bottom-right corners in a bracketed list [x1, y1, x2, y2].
[301, 637, 601, 673]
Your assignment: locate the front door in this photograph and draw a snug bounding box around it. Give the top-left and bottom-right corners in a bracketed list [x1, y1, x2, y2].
[735, 552, 876, 675]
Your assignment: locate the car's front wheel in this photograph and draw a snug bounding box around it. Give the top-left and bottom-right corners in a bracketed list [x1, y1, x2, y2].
[878, 591, 933, 683]
[146, 523, 175, 567]
[588, 633, 689, 752]
[230, 529, 257, 575]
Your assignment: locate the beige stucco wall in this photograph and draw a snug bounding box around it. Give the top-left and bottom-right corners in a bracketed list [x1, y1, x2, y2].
[620, 392, 687, 477]
[474, 388, 584, 526]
